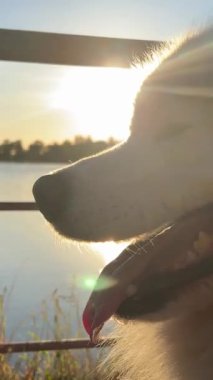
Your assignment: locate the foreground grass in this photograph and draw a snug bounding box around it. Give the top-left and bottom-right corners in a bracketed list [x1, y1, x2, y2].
[0, 287, 105, 380]
[0, 351, 101, 380]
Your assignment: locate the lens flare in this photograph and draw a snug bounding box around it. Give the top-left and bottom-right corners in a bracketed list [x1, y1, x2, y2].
[78, 275, 117, 291]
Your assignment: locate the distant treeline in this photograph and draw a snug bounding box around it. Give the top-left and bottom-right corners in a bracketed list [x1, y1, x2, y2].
[0, 136, 118, 163]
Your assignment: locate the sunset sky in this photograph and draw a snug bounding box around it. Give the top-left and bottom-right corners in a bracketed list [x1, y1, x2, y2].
[0, 0, 212, 145]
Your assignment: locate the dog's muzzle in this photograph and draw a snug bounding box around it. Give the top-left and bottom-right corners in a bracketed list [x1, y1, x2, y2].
[33, 174, 69, 224]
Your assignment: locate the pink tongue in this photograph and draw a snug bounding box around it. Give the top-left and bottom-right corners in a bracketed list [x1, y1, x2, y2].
[82, 284, 126, 343]
[82, 241, 151, 342]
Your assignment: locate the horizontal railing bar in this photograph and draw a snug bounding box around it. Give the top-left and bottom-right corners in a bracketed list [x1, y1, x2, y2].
[0, 28, 161, 68]
[0, 202, 38, 211]
[0, 338, 113, 354]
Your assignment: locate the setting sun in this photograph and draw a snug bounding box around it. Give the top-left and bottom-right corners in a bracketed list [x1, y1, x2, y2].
[48, 66, 145, 141]
[1, 61, 152, 146]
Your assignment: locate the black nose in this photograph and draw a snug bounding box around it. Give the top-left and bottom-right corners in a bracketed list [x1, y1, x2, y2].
[33, 174, 68, 223]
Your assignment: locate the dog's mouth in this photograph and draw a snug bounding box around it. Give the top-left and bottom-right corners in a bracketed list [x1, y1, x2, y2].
[82, 203, 213, 343]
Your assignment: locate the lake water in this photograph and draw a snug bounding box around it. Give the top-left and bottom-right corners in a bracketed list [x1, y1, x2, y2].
[0, 162, 108, 341]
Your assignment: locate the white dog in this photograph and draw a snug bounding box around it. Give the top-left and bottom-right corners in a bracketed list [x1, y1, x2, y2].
[33, 26, 213, 380]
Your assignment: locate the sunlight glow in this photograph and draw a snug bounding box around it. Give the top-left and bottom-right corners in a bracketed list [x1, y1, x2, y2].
[91, 241, 129, 264]
[48, 66, 145, 141]
[77, 241, 129, 291]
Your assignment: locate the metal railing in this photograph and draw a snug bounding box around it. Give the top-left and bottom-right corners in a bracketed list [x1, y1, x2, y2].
[0, 338, 114, 354]
[0, 201, 111, 354]
[0, 28, 160, 67]
[0, 28, 161, 354]
[0, 202, 37, 211]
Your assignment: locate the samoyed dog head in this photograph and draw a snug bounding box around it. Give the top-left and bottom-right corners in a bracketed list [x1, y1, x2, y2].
[33, 26, 213, 242]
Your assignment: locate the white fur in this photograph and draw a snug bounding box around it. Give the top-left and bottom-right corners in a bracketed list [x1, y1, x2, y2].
[102, 305, 213, 380]
[101, 273, 213, 380]
[96, 26, 213, 380]
[52, 26, 213, 242]
[38, 26, 213, 379]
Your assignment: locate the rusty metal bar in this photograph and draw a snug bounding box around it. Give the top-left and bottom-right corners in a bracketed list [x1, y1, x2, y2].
[0, 202, 38, 211]
[0, 338, 113, 354]
[0, 28, 161, 68]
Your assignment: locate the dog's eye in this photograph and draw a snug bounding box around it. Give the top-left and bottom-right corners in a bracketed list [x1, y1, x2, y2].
[156, 124, 191, 141]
